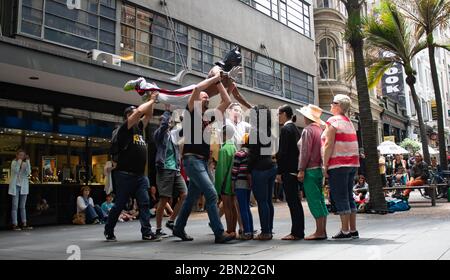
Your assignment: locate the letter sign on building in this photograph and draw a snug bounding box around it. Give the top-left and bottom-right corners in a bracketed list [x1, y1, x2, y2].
[382, 62, 406, 108]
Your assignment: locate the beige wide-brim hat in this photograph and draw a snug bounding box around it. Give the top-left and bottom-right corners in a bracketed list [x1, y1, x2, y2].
[296, 105, 325, 125]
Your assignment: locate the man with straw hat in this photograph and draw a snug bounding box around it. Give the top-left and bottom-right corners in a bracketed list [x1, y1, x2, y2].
[296, 105, 329, 240]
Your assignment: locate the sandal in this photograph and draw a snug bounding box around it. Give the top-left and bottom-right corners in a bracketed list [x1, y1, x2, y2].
[254, 233, 272, 241]
[304, 235, 328, 241]
[281, 234, 302, 240]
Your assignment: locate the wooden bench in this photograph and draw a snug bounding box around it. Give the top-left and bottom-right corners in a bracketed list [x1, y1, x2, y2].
[383, 184, 447, 206]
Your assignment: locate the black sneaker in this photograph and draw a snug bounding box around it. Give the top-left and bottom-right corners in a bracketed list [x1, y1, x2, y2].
[173, 229, 194, 241]
[331, 231, 352, 240]
[350, 231, 359, 239]
[165, 221, 174, 231]
[104, 232, 117, 242]
[215, 233, 234, 244]
[156, 228, 168, 237]
[142, 234, 162, 242]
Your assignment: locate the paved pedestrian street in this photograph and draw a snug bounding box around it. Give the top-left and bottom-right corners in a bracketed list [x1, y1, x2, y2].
[1, 193, 449, 260]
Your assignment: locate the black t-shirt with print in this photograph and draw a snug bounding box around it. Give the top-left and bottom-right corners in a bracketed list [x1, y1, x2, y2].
[116, 120, 147, 175]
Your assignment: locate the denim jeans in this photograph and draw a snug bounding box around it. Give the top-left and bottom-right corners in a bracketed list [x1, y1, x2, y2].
[251, 166, 277, 234]
[85, 204, 107, 224]
[282, 173, 305, 238]
[11, 186, 27, 225]
[328, 167, 357, 215]
[174, 155, 224, 237]
[105, 171, 152, 236]
[235, 189, 254, 234]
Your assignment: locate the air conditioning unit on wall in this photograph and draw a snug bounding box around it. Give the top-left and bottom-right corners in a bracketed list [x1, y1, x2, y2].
[88, 49, 121, 66]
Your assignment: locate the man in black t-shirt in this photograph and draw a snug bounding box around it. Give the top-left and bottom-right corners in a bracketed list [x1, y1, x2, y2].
[104, 92, 160, 242]
[172, 70, 236, 244]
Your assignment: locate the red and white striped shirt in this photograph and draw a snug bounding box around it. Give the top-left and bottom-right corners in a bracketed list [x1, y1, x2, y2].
[323, 115, 360, 170]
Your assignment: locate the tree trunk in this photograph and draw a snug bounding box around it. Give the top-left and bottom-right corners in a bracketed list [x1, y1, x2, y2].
[427, 42, 448, 170]
[345, 0, 387, 212]
[406, 76, 431, 164]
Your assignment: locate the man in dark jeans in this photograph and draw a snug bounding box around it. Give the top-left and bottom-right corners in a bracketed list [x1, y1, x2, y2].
[172, 69, 235, 244]
[276, 105, 304, 240]
[104, 92, 160, 242]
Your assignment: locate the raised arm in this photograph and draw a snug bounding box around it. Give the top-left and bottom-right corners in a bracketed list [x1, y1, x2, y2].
[230, 83, 252, 109]
[127, 92, 158, 129]
[188, 72, 223, 112]
[154, 110, 172, 143]
[11, 159, 21, 175]
[215, 81, 232, 114]
[210, 66, 252, 109]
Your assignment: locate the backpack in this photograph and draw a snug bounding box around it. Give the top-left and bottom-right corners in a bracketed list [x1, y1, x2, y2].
[110, 126, 131, 162]
[387, 199, 410, 212]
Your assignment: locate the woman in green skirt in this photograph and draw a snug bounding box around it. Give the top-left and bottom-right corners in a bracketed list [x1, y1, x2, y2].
[296, 105, 328, 240]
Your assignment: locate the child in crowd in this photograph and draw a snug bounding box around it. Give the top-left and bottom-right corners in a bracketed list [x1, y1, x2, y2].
[101, 194, 115, 217]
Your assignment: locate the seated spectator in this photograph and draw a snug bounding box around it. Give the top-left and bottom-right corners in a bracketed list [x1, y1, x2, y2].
[148, 185, 173, 218]
[117, 198, 135, 222]
[403, 152, 429, 198]
[431, 156, 441, 171]
[76, 186, 106, 224]
[393, 166, 408, 186]
[124, 198, 140, 220]
[36, 195, 49, 214]
[353, 175, 369, 212]
[353, 175, 369, 201]
[101, 194, 115, 217]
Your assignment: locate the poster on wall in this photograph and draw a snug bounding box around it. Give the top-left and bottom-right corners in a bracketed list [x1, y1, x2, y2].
[42, 156, 57, 182]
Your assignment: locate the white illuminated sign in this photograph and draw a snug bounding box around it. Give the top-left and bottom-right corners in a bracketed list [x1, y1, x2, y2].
[66, 0, 81, 10]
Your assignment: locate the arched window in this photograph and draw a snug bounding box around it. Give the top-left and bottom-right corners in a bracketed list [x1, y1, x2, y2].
[319, 38, 337, 80]
[317, 0, 331, 8]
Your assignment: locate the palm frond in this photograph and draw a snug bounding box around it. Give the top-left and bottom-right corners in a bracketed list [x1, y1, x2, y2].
[434, 43, 450, 51]
[367, 59, 395, 89]
[364, 0, 414, 64]
[411, 0, 450, 36]
[410, 39, 428, 56]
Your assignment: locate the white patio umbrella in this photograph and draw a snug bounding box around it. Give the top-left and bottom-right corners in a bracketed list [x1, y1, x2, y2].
[377, 141, 409, 155]
[419, 146, 439, 155]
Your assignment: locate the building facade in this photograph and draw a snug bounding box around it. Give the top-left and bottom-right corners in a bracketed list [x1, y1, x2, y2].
[313, 0, 385, 146]
[404, 27, 450, 151]
[0, 0, 317, 227]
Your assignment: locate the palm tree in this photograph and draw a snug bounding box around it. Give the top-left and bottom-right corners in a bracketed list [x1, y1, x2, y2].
[399, 0, 450, 170]
[364, 0, 431, 165]
[341, 0, 387, 212]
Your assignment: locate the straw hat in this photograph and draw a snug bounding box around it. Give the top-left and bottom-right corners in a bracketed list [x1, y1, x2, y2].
[296, 105, 325, 125]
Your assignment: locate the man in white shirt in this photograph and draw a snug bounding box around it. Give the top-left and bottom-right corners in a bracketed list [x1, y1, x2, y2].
[225, 103, 251, 147]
